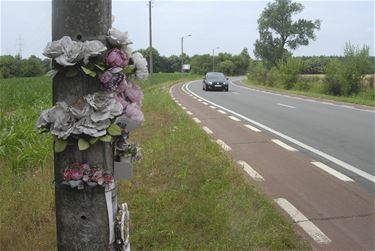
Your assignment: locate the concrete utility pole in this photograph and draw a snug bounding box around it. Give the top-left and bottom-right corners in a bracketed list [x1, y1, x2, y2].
[180, 34, 191, 72]
[148, 0, 153, 80]
[212, 47, 219, 72]
[52, 1, 116, 250]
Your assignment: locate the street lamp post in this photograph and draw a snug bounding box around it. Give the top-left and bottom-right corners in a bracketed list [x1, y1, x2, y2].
[181, 34, 192, 72]
[212, 47, 219, 72]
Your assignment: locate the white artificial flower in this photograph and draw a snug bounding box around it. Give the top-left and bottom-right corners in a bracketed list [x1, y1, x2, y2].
[107, 27, 132, 47]
[43, 36, 84, 66]
[82, 40, 107, 64]
[73, 117, 110, 137]
[131, 52, 149, 80]
[70, 101, 92, 119]
[84, 92, 123, 122]
[121, 45, 133, 58]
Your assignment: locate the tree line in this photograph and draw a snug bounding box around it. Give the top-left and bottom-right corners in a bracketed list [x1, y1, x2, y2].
[0, 55, 51, 78]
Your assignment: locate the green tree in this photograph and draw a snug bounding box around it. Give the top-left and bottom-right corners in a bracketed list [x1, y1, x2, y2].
[190, 54, 212, 75]
[254, 0, 321, 67]
[218, 60, 236, 75]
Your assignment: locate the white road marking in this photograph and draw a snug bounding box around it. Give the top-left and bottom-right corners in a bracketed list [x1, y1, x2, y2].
[274, 198, 332, 244]
[183, 81, 375, 183]
[277, 103, 296, 109]
[182, 106, 187, 110]
[193, 117, 201, 123]
[202, 126, 213, 135]
[244, 124, 261, 132]
[202, 102, 208, 105]
[217, 109, 227, 114]
[216, 139, 232, 151]
[228, 115, 241, 122]
[272, 139, 298, 152]
[237, 160, 264, 181]
[186, 111, 193, 115]
[311, 161, 354, 182]
[209, 105, 216, 109]
[197, 99, 202, 102]
[193, 96, 197, 99]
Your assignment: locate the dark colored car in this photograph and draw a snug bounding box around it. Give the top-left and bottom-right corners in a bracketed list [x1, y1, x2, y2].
[202, 72, 229, 92]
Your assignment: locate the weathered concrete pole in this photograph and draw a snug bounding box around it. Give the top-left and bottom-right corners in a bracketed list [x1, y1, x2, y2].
[52, 1, 115, 250]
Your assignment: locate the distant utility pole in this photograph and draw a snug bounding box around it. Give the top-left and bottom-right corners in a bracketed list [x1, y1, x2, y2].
[180, 34, 191, 73]
[212, 47, 219, 72]
[148, 0, 153, 82]
[52, 0, 115, 250]
[16, 34, 23, 58]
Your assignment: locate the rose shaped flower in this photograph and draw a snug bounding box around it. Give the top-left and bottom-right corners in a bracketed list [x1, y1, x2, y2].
[70, 100, 92, 119]
[100, 67, 125, 91]
[36, 101, 76, 140]
[131, 52, 149, 80]
[125, 103, 144, 123]
[43, 36, 84, 66]
[82, 40, 107, 64]
[115, 93, 129, 112]
[64, 169, 72, 181]
[125, 82, 143, 106]
[106, 48, 129, 68]
[70, 169, 84, 180]
[92, 170, 104, 185]
[43, 39, 64, 58]
[73, 116, 110, 137]
[107, 28, 132, 47]
[115, 79, 128, 94]
[84, 91, 123, 122]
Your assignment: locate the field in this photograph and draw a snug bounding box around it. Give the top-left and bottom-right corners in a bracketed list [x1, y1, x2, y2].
[0, 74, 309, 250]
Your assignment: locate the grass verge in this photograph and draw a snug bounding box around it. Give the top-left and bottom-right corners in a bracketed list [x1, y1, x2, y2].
[0, 74, 309, 250]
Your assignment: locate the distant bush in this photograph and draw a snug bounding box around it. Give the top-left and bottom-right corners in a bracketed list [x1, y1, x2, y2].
[0, 55, 50, 78]
[324, 43, 372, 96]
[273, 57, 302, 89]
[247, 60, 268, 85]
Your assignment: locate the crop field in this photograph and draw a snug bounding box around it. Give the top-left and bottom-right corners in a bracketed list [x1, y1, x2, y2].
[0, 74, 309, 250]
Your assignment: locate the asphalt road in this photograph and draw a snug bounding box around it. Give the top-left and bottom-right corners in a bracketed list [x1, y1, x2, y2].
[187, 78, 375, 191]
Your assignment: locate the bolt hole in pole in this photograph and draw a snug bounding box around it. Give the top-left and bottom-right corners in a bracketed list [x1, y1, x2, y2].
[76, 34, 82, 40]
[81, 215, 87, 220]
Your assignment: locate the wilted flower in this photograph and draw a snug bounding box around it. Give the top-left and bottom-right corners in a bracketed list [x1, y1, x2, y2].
[36, 102, 75, 140]
[100, 67, 125, 91]
[43, 36, 84, 66]
[131, 52, 149, 80]
[125, 103, 144, 123]
[125, 82, 143, 106]
[82, 40, 107, 64]
[106, 48, 129, 68]
[107, 27, 132, 47]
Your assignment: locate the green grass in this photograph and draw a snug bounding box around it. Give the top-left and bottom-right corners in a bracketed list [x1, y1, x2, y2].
[244, 75, 375, 107]
[0, 74, 309, 250]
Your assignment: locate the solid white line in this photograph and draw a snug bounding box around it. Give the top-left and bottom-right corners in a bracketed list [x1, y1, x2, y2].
[277, 103, 296, 109]
[209, 105, 216, 109]
[237, 160, 264, 181]
[193, 117, 201, 123]
[202, 102, 208, 105]
[217, 109, 227, 114]
[311, 161, 354, 182]
[216, 139, 232, 151]
[186, 111, 193, 115]
[228, 115, 241, 122]
[244, 124, 261, 132]
[183, 81, 375, 183]
[275, 198, 332, 244]
[272, 139, 298, 152]
[202, 126, 213, 135]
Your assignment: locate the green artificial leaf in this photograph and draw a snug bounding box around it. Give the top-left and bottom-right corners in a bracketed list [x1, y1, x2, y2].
[55, 138, 67, 152]
[89, 137, 99, 145]
[78, 138, 90, 151]
[107, 123, 122, 136]
[95, 64, 106, 71]
[123, 65, 136, 74]
[81, 66, 97, 78]
[65, 67, 79, 78]
[99, 135, 112, 142]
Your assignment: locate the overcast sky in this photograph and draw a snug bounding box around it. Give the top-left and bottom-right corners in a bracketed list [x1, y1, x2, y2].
[1, 0, 374, 59]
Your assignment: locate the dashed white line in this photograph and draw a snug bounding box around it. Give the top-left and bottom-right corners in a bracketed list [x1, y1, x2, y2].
[244, 124, 261, 132]
[272, 139, 298, 152]
[277, 103, 296, 109]
[209, 105, 216, 109]
[202, 126, 213, 135]
[311, 161, 354, 182]
[274, 198, 332, 244]
[182, 106, 187, 110]
[197, 99, 202, 102]
[217, 109, 227, 114]
[193, 117, 201, 123]
[228, 115, 241, 122]
[186, 111, 193, 115]
[202, 102, 208, 105]
[216, 139, 232, 151]
[237, 160, 264, 181]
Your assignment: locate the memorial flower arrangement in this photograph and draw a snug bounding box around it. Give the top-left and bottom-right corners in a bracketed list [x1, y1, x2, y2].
[37, 27, 147, 154]
[61, 162, 113, 189]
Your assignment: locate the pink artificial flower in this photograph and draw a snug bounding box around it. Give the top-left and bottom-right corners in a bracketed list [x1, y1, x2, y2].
[116, 79, 128, 93]
[125, 82, 144, 105]
[71, 169, 83, 180]
[125, 103, 144, 123]
[82, 175, 90, 182]
[63, 169, 72, 181]
[105, 48, 129, 68]
[115, 93, 129, 112]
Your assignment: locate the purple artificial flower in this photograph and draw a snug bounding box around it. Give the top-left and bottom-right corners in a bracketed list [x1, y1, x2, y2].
[100, 67, 124, 91]
[125, 103, 144, 123]
[115, 93, 129, 112]
[125, 82, 144, 106]
[106, 48, 129, 68]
